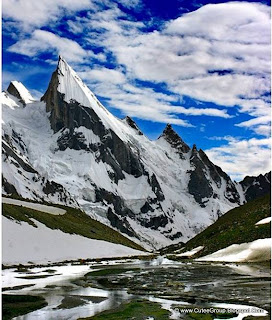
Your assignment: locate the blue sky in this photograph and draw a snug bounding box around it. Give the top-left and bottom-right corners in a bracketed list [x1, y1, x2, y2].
[2, 0, 271, 180]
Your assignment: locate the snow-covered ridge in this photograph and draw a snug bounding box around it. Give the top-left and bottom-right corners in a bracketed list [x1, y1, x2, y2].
[9, 81, 35, 104]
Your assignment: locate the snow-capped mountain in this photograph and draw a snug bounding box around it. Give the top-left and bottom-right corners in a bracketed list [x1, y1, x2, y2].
[2, 57, 270, 249]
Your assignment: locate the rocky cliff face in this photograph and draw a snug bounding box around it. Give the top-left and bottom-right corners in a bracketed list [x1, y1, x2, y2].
[159, 124, 190, 157]
[2, 57, 270, 249]
[240, 172, 271, 202]
[42, 57, 144, 181]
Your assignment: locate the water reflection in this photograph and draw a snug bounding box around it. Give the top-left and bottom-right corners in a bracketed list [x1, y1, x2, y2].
[2, 258, 270, 320]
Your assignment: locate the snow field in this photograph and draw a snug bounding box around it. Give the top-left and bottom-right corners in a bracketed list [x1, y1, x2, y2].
[3, 217, 147, 265]
[197, 238, 271, 262]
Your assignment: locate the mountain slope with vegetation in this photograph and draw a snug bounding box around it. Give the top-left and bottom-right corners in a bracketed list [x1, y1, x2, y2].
[162, 194, 271, 257]
[3, 201, 145, 252]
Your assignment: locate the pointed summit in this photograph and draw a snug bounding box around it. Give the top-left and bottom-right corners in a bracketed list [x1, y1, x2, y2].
[159, 124, 190, 154]
[41, 56, 112, 132]
[192, 144, 197, 152]
[7, 81, 34, 106]
[42, 55, 100, 111]
[190, 144, 198, 159]
[124, 116, 143, 135]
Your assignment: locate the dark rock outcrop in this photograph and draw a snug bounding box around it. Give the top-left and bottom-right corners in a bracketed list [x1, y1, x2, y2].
[139, 214, 169, 230]
[240, 172, 271, 202]
[198, 149, 241, 204]
[149, 173, 165, 201]
[188, 145, 213, 206]
[124, 116, 143, 135]
[188, 146, 241, 206]
[107, 208, 136, 238]
[2, 140, 37, 174]
[2, 176, 19, 196]
[159, 124, 190, 158]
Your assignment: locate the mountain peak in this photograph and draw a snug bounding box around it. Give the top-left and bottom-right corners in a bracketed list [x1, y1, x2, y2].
[7, 81, 34, 106]
[159, 123, 190, 153]
[161, 123, 177, 138]
[164, 123, 174, 132]
[42, 55, 100, 110]
[57, 56, 71, 74]
[124, 116, 143, 135]
[41, 56, 111, 132]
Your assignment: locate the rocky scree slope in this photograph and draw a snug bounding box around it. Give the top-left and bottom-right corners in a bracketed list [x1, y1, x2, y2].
[2, 57, 270, 250]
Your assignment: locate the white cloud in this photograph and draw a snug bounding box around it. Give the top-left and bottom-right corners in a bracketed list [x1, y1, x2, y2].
[4, 1, 270, 134]
[86, 2, 270, 135]
[116, 0, 142, 9]
[235, 115, 271, 137]
[67, 20, 86, 34]
[2, 71, 17, 89]
[205, 137, 271, 181]
[171, 74, 270, 112]
[165, 2, 270, 43]
[79, 67, 232, 126]
[29, 89, 44, 100]
[2, 0, 93, 29]
[8, 30, 90, 63]
[80, 68, 127, 84]
[236, 116, 271, 127]
[254, 125, 271, 137]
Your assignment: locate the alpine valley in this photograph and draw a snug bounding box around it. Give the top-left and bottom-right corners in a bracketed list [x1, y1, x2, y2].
[2, 56, 271, 251]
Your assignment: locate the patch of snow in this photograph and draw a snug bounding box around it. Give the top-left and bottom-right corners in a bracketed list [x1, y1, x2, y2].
[176, 246, 204, 258]
[255, 217, 271, 225]
[149, 256, 175, 266]
[0, 92, 21, 110]
[2, 217, 146, 265]
[148, 297, 189, 320]
[234, 182, 246, 204]
[2, 265, 91, 290]
[117, 173, 153, 201]
[2, 197, 66, 215]
[74, 126, 101, 144]
[197, 238, 271, 262]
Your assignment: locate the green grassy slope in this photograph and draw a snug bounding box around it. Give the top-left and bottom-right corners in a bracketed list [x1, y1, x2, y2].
[163, 194, 271, 257]
[2, 294, 47, 320]
[2, 202, 145, 252]
[79, 299, 170, 320]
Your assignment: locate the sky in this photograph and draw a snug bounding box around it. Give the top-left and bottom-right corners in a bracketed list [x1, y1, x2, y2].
[2, 0, 271, 181]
